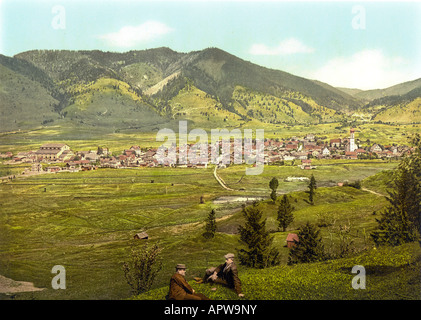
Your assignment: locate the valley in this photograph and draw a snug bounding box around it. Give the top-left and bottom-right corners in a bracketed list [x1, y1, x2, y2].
[0, 47, 420, 301]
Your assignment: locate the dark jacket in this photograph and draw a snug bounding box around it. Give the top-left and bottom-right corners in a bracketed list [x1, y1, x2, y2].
[213, 262, 242, 294]
[168, 272, 194, 300]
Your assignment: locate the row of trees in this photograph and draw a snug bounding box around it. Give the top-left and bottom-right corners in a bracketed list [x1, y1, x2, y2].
[203, 199, 323, 268]
[270, 174, 317, 206]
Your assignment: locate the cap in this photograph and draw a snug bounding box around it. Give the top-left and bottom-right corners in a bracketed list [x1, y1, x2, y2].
[176, 264, 186, 270]
[224, 253, 235, 260]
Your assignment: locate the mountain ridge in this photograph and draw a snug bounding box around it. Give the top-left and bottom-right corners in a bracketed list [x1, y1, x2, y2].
[0, 47, 419, 132]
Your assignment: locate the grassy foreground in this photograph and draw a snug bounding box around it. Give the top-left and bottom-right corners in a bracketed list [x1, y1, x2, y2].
[133, 242, 420, 300]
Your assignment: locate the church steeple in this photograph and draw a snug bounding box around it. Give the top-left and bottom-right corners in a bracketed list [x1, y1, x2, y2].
[349, 128, 357, 152]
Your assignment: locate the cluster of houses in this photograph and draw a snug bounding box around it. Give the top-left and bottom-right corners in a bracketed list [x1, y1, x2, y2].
[0, 129, 412, 176]
[263, 129, 410, 169]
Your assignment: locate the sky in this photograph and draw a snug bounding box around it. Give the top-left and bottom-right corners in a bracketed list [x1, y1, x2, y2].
[0, 0, 420, 90]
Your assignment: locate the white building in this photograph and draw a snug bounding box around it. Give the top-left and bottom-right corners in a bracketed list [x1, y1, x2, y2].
[349, 129, 357, 152]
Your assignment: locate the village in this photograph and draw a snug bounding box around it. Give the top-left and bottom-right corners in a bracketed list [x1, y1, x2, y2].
[0, 129, 412, 177]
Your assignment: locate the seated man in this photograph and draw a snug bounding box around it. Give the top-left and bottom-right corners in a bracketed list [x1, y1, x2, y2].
[168, 264, 210, 300]
[204, 253, 244, 297]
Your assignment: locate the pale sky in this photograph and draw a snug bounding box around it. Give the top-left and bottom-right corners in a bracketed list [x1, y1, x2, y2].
[1, 0, 420, 90]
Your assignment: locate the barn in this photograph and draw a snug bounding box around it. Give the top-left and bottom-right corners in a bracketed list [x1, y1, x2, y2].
[133, 232, 149, 240]
[286, 233, 299, 248]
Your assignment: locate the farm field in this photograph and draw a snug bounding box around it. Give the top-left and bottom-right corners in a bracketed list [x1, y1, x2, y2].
[2, 158, 417, 300]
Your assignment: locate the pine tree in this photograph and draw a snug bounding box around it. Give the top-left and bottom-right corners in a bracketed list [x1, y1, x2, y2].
[269, 177, 279, 202]
[288, 222, 325, 264]
[308, 174, 317, 205]
[203, 209, 217, 239]
[238, 202, 280, 268]
[399, 134, 421, 231]
[371, 134, 421, 246]
[277, 194, 294, 231]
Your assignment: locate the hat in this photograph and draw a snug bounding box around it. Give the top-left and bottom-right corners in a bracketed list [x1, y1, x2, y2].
[176, 264, 186, 270]
[224, 253, 235, 260]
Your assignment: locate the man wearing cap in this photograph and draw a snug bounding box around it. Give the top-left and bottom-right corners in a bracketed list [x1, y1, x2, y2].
[203, 253, 244, 297]
[168, 264, 210, 300]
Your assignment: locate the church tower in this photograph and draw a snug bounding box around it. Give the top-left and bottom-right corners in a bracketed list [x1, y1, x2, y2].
[349, 128, 357, 152]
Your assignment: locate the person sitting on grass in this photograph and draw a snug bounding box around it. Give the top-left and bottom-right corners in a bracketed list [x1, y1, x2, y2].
[167, 264, 210, 300]
[199, 253, 244, 298]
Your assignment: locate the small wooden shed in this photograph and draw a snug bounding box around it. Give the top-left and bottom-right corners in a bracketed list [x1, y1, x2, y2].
[286, 233, 299, 248]
[134, 232, 149, 240]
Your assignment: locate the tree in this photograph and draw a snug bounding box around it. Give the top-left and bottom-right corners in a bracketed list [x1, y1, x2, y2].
[269, 177, 279, 202]
[288, 222, 325, 265]
[371, 134, 421, 246]
[277, 195, 294, 232]
[308, 174, 317, 205]
[238, 202, 280, 268]
[203, 209, 217, 239]
[122, 242, 162, 295]
[400, 134, 421, 231]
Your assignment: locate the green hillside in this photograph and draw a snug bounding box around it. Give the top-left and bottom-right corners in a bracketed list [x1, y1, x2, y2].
[373, 97, 421, 124]
[167, 83, 244, 127]
[133, 242, 420, 300]
[0, 64, 60, 131]
[354, 78, 421, 101]
[232, 86, 341, 125]
[1, 48, 419, 133]
[61, 77, 167, 129]
[180, 48, 362, 111]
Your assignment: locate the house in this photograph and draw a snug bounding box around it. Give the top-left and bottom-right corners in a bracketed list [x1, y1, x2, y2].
[330, 139, 341, 148]
[311, 150, 320, 157]
[294, 152, 308, 160]
[58, 150, 74, 162]
[83, 152, 99, 162]
[286, 233, 299, 248]
[134, 232, 149, 240]
[300, 159, 314, 170]
[345, 151, 358, 160]
[305, 133, 315, 141]
[370, 144, 383, 153]
[283, 155, 295, 161]
[46, 166, 61, 173]
[101, 147, 110, 156]
[130, 145, 142, 157]
[36, 143, 70, 161]
[286, 143, 298, 151]
[322, 147, 330, 156]
[0, 152, 13, 159]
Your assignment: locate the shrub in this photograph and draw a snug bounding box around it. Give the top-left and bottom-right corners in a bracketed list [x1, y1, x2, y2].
[123, 242, 162, 295]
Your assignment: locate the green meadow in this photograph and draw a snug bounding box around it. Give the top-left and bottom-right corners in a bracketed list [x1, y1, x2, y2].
[1, 158, 419, 300]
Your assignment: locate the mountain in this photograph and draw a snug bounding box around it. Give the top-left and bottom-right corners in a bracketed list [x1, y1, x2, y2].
[1, 47, 419, 132]
[337, 78, 421, 101]
[367, 87, 421, 123]
[0, 55, 60, 131]
[337, 78, 421, 124]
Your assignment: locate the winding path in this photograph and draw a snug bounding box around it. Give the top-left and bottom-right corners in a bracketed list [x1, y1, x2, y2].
[213, 166, 234, 191]
[362, 187, 385, 197]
